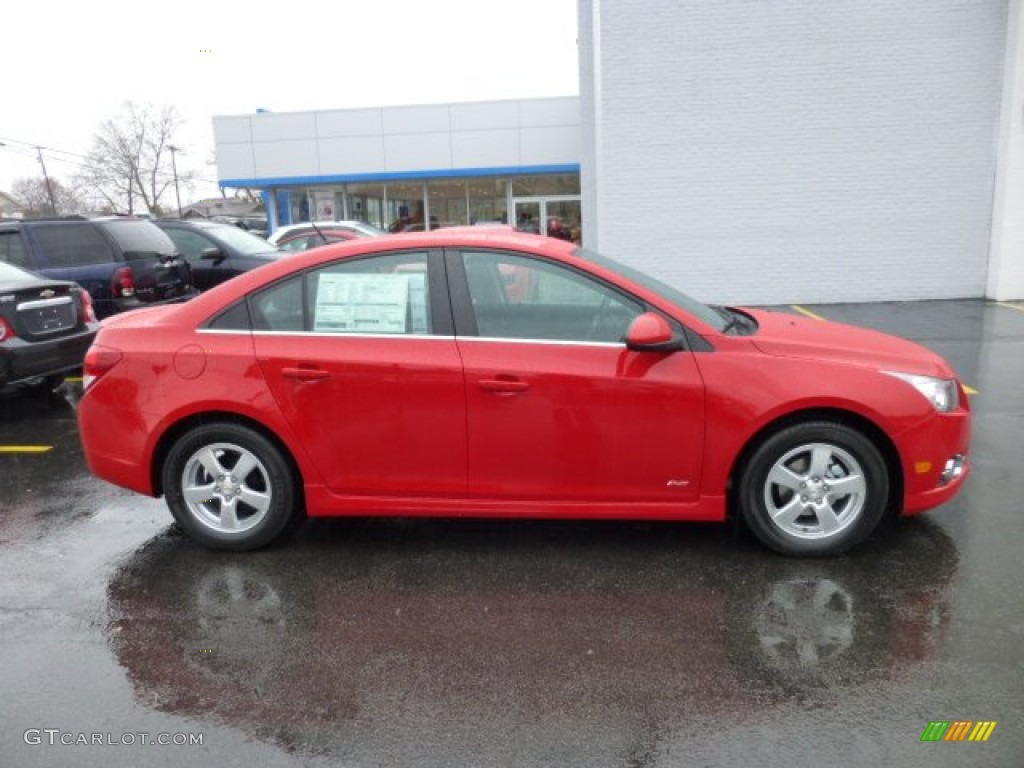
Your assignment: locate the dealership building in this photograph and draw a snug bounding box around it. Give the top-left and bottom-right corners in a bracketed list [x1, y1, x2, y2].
[213, 0, 1023, 304]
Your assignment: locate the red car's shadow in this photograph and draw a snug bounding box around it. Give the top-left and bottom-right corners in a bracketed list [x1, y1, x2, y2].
[106, 516, 958, 761]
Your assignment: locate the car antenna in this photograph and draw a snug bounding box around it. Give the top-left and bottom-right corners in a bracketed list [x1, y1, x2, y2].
[309, 219, 327, 244]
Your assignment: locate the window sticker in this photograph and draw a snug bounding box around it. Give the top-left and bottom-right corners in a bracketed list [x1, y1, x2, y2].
[314, 273, 410, 333]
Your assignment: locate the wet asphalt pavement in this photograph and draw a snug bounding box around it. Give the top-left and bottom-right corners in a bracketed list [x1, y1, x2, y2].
[1, 299, 1022, 767]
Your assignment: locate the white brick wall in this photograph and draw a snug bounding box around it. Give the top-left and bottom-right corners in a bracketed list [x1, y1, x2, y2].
[988, 0, 1024, 300]
[580, 0, 1008, 304]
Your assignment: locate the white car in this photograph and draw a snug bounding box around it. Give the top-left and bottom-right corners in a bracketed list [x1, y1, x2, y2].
[266, 220, 385, 245]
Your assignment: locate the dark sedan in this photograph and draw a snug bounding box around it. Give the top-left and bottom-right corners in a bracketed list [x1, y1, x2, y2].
[154, 220, 284, 291]
[0, 262, 99, 391]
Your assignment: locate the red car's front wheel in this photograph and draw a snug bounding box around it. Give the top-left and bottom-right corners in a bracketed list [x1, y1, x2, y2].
[739, 421, 890, 556]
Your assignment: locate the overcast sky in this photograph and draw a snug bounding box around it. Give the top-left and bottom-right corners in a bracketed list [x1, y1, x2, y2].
[1, 0, 579, 203]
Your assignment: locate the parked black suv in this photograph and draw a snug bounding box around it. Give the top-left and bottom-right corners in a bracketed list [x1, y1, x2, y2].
[0, 217, 198, 318]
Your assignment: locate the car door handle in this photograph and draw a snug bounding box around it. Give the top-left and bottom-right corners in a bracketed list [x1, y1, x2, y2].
[478, 377, 529, 393]
[282, 366, 330, 381]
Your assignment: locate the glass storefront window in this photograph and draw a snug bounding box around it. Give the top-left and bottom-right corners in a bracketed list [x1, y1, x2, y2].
[428, 180, 467, 229]
[467, 178, 508, 225]
[290, 189, 313, 223]
[346, 183, 386, 229]
[270, 173, 577, 236]
[510, 174, 580, 197]
[385, 182, 426, 232]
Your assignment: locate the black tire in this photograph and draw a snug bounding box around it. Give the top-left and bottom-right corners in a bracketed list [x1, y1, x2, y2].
[162, 423, 297, 551]
[737, 421, 889, 557]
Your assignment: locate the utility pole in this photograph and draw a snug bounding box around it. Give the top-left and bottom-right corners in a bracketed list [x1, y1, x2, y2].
[168, 145, 183, 218]
[127, 158, 134, 215]
[36, 147, 58, 216]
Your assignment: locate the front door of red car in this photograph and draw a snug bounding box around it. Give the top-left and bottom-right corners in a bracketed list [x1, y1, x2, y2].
[451, 250, 705, 504]
[252, 250, 466, 497]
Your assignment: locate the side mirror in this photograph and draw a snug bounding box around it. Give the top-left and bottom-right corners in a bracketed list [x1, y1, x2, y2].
[625, 312, 684, 352]
[200, 247, 225, 264]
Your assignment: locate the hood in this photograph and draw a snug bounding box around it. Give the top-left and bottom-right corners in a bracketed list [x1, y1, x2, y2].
[742, 308, 954, 379]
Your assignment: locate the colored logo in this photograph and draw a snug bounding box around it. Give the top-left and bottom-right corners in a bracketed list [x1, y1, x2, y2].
[921, 721, 997, 742]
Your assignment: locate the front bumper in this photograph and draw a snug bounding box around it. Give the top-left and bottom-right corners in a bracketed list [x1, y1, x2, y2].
[897, 407, 972, 515]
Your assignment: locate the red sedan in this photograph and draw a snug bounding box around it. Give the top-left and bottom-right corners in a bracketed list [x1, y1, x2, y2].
[77, 230, 970, 555]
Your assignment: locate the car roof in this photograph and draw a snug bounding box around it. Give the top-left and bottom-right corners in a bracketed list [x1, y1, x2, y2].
[268, 221, 382, 242]
[142, 230, 725, 339]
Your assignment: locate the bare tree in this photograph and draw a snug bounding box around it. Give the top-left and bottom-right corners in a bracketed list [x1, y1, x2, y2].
[11, 176, 86, 218]
[78, 101, 194, 215]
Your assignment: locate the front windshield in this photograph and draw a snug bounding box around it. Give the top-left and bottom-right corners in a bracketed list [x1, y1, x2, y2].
[577, 248, 726, 331]
[200, 223, 280, 257]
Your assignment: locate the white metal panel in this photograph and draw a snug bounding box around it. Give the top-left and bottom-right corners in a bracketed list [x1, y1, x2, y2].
[382, 105, 451, 135]
[384, 133, 452, 172]
[318, 136, 387, 175]
[215, 143, 256, 180]
[251, 113, 317, 142]
[252, 141, 319, 178]
[520, 126, 582, 166]
[316, 109, 384, 138]
[451, 130, 519, 168]
[519, 97, 579, 127]
[450, 101, 520, 131]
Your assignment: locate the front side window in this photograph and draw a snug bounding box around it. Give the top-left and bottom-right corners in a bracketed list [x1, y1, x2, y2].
[461, 251, 643, 343]
[163, 228, 216, 259]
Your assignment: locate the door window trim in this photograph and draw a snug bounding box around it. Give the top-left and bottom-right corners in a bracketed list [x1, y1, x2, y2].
[203, 249, 454, 337]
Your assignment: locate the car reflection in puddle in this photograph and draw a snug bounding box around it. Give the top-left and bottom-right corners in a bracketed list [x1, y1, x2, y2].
[106, 518, 957, 762]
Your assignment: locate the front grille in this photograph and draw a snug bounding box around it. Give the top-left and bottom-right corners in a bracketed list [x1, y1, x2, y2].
[18, 296, 77, 336]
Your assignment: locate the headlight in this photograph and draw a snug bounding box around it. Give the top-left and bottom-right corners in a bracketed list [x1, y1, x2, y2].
[883, 372, 960, 412]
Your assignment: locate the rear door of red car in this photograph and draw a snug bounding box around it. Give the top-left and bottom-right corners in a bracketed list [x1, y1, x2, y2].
[252, 250, 466, 498]
[448, 249, 705, 505]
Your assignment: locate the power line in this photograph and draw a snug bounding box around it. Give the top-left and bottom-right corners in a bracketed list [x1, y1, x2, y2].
[0, 140, 222, 186]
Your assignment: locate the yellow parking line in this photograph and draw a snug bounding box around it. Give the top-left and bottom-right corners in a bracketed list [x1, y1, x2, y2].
[0, 445, 53, 453]
[995, 301, 1024, 314]
[63, 376, 83, 383]
[791, 304, 826, 321]
[964, 385, 979, 395]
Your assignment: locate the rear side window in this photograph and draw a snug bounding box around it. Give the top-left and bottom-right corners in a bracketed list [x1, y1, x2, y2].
[32, 224, 114, 267]
[248, 251, 433, 334]
[0, 231, 31, 269]
[309, 252, 432, 335]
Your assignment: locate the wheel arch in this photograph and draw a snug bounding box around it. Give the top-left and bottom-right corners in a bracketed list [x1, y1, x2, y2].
[726, 407, 903, 521]
[151, 411, 306, 513]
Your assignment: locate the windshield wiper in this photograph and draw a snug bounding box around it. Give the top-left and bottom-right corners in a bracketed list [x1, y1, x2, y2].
[712, 305, 740, 334]
[713, 305, 756, 335]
